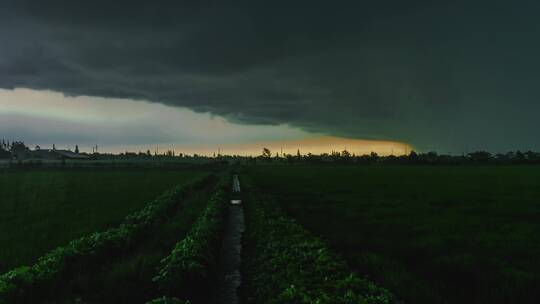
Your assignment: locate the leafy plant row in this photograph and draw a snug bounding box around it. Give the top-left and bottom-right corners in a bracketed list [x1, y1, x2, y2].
[242, 186, 397, 304]
[145, 296, 190, 304]
[0, 175, 214, 304]
[152, 176, 229, 302]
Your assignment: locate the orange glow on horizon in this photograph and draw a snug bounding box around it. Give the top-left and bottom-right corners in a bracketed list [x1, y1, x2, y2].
[171, 136, 414, 157]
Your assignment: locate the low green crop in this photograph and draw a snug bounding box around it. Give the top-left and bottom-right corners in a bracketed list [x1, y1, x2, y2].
[0, 175, 213, 304]
[153, 177, 228, 302]
[242, 185, 397, 304]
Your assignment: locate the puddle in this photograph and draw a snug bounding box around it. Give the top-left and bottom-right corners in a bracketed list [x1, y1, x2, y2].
[232, 175, 241, 193]
[213, 205, 245, 304]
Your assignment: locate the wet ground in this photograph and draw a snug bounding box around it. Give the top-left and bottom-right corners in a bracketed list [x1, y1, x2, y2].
[212, 175, 245, 304]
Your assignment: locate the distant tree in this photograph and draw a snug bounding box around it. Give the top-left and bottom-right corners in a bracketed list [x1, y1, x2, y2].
[75, 145, 79, 154]
[262, 147, 272, 158]
[0, 145, 11, 159]
[505, 151, 515, 160]
[423, 151, 438, 163]
[342, 149, 351, 158]
[515, 151, 525, 162]
[525, 151, 539, 162]
[467, 151, 491, 163]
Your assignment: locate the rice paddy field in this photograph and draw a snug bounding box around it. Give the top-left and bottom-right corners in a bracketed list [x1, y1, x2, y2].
[246, 164, 540, 304]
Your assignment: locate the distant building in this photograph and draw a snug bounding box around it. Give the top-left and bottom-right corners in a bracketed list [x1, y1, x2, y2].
[53, 150, 90, 160]
[0, 140, 90, 161]
[32, 149, 90, 160]
[32, 149, 56, 160]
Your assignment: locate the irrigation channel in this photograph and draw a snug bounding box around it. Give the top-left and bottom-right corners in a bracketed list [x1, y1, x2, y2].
[213, 174, 245, 304]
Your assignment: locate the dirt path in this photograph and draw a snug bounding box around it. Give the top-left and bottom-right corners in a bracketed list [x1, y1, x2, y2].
[212, 175, 245, 304]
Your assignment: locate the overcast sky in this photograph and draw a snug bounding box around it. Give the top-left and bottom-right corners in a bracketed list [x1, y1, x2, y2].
[1, 1, 539, 153]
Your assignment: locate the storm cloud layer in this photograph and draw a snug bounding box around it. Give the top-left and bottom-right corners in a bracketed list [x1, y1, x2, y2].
[1, 0, 539, 152]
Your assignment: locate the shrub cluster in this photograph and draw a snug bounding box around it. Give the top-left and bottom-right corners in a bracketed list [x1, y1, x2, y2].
[0, 175, 213, 304]
[153, 177, 228, 302]
[243, 189, 397, 304]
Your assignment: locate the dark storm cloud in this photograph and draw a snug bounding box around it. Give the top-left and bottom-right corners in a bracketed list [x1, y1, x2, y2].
[1, 0, 539, 152]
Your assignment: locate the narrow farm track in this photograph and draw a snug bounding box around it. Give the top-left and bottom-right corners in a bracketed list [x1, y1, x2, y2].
[212, 175, 245, 304]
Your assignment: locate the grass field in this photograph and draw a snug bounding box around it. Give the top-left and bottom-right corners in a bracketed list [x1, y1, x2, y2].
[246, 164, 540, 304]
[0, 168, 206, 273]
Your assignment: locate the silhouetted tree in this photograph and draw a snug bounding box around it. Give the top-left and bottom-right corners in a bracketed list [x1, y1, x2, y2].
[369, 152, 379, 162]
[0, 144, 11, 159]
[515, 151, 525, 162]
[262, 147, 272, 159]
[468, 151, 491, 163]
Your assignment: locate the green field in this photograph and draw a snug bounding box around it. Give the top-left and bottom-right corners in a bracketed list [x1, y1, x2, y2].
[0, 168, 206, 273]
[3, 165, 540, 303]
[59, 178, 216, 303]
[246, 164, 540, 304]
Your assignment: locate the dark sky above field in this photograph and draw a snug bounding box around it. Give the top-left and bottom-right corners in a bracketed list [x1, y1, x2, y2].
[1, 0, 539, 153]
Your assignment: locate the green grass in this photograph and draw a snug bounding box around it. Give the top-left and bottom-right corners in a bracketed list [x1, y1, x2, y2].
[246, 164, 540, 304]
[0, 168, 206, 273]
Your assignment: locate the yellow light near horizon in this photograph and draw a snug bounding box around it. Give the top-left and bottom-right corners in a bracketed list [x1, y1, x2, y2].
[171, 136, 414, 157]
[0, 88, 414, 156]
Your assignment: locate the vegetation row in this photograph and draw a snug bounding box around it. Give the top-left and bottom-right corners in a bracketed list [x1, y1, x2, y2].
[242, 185, 397, 304]
[151, 176, 229, 303]
[145, 297, 190, 304]
[0, 175, 214, 304]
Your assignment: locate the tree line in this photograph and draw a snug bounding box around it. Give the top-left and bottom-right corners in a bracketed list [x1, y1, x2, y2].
[255, 148, 540, 165]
